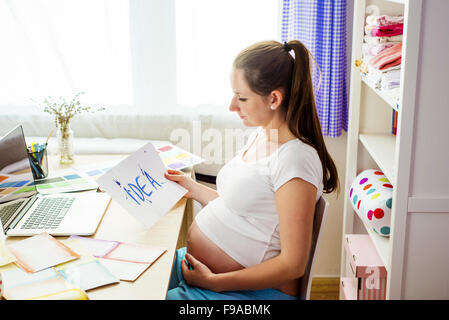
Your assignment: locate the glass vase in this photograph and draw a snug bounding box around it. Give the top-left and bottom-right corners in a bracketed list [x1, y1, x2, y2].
[56, 122, 75, 164]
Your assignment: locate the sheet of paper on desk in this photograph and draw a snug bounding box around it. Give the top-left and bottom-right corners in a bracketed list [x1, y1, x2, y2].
[96, 142, 188, 228]
[68, 236, 166, 281]
[97, 258, 150, 281]
[55, 239, 119, 291]
[0, 240, 16, 266]
[7, 232, 80, 273]
[0, 264, 88, 300]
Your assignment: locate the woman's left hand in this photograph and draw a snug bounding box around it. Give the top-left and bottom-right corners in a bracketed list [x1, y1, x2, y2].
[182, 253, 218, 291]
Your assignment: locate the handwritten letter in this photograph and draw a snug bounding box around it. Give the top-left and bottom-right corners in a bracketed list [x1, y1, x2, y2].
[96, 143, 187, 228]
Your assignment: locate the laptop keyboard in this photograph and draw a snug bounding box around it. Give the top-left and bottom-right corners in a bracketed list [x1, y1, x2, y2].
[0, 200, 25, 227]
[21, 197, 75, 230]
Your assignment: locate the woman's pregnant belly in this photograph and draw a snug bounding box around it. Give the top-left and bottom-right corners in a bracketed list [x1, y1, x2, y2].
[186, 221, 244, 274]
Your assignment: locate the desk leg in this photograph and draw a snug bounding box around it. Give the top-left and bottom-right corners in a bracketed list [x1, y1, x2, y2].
[177, 197, 193, 249]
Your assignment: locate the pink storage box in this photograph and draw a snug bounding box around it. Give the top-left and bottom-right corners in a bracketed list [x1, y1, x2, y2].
[341, 234, 387, 300]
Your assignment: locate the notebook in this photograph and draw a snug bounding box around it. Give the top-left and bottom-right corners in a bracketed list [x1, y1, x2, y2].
[0, 125, 111, 236]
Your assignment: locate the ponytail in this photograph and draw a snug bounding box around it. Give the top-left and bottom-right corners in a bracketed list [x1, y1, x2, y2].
[285, 40, 339, 194]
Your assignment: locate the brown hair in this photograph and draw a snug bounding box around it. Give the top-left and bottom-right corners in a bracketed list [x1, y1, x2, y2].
[233, 40, 339, 194]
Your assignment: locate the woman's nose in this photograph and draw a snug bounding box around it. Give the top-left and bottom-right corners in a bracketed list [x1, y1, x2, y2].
[229, 98, 239, 112]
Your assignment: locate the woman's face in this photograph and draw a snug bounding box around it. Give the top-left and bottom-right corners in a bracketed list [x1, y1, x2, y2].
[229, 68, 273, 127]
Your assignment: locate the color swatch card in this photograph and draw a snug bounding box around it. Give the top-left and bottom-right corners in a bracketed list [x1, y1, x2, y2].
[156, 142, 204, 170]
[34, 168, 98, 194]
[0, 172, 36, 203]
[73, 159, 121, 181]
[7, 232, 80, 273]
[96, 142, 187, 228]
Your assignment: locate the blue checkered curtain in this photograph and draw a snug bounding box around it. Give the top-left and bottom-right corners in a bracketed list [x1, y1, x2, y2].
[281, 0, 348, 137]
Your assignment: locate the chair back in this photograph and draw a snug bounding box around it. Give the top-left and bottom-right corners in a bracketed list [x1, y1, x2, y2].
[298, 196, 329, 300]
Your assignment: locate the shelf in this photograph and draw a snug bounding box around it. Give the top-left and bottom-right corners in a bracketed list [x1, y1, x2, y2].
[359, 133, 396, 183]
[386, 0, 405, 4]
[362, 220, 390, 270]
[347, 199, 391, 270]
[361, 76, 399, 111]
[340, 277, 357, 300]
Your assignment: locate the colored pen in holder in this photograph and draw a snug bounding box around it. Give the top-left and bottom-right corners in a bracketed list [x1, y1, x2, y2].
[27, 143, 48, 180]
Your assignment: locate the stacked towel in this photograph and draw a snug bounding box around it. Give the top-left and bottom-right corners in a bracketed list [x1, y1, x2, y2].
[366, 14, 404, 27]
[366, 65, 401, 90]
[362, 42, 398, 58]
[369, 42, 402, 71]
[357, 13, 404, 96]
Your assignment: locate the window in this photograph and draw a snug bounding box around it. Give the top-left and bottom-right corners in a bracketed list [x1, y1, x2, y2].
[175, 0, 280, 107]
[0, 0, 279, 111]
[0, 0, 133, 107]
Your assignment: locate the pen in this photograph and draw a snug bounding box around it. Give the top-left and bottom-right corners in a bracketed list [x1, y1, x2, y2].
[29, 158, 44, 178]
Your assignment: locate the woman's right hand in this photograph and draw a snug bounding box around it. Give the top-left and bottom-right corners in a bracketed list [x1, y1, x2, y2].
[164, 169, 197, 199]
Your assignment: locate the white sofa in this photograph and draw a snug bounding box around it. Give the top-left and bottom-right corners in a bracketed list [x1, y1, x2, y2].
[0, 107, 253, 176]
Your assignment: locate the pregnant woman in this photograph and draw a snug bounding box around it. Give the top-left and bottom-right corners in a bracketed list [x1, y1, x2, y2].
[165, 40, 339, 300]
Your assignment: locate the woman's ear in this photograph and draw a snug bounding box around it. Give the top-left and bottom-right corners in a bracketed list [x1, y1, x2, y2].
[269, 90, 283, 110]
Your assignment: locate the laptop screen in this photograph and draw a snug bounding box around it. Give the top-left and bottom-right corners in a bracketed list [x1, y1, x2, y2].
[0, 125, 37, 204]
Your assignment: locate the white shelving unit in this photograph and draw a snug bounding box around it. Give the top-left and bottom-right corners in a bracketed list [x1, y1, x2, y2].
[341, 0, 431, 300]
[342, 0, 449, 299]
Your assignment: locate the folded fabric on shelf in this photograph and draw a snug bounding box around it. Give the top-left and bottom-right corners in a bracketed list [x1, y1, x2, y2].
[381, 80, 400, 90]
[369, 42, 402, 70]
[381, 69, 401, 90]
[362, 42, 399, 57]
[365, 64, 401, 90]
[371, 24, 403, 37]
[366, 14, 404, 27]
[364, 35, 403, 44]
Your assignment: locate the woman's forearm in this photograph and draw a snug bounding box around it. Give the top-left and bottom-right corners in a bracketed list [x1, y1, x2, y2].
[191, 181, 219, 207]
[210, 255, 302, 292]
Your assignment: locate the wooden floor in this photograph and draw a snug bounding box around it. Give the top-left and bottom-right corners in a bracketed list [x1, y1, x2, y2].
[310, 277, 340, 300]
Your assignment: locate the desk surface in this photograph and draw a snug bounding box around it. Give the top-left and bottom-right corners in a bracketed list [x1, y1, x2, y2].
[5, 154, 192, 300]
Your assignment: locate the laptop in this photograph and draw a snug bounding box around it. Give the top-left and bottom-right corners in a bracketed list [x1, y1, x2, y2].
[0, 125, 111, 236]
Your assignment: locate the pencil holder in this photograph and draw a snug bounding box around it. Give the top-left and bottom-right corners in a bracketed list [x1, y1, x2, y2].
[27, 148, 48, 180]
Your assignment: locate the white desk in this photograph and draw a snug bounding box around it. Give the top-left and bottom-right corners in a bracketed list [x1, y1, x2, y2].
[5, 154, 193, 300]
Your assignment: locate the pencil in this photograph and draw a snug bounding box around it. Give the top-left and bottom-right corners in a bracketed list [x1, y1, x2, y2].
[45, 129, 54, 145]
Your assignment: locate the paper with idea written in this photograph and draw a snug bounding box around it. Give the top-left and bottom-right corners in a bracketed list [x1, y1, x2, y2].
[96, 142, 188, 228]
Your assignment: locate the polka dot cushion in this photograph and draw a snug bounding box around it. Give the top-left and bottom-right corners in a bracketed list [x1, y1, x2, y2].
[349, 169, 393, 237]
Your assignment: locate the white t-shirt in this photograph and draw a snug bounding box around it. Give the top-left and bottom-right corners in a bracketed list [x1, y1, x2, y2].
[194, 127, 324, 267]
